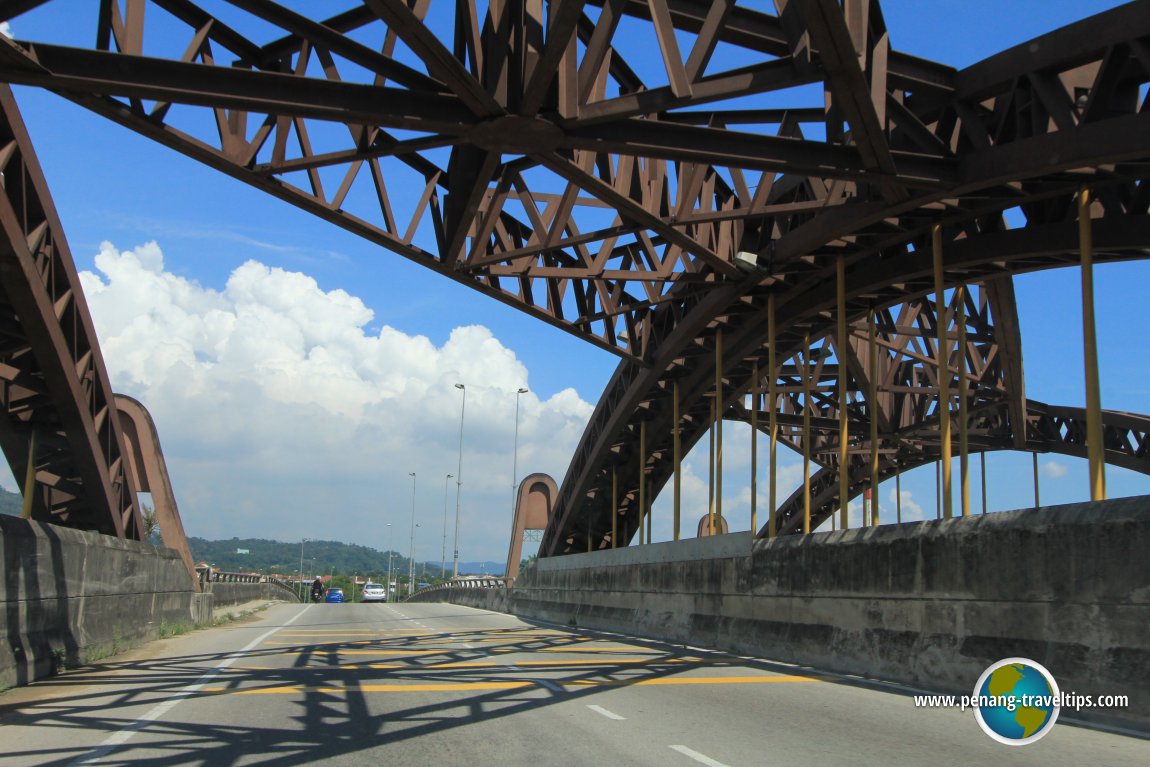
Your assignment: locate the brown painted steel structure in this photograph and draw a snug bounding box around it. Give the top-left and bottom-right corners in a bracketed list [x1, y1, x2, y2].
[0, 2, 1147, 553]
[0, 85, 142, 538]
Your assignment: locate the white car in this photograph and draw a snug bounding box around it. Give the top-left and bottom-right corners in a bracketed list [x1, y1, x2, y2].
[360, 583, 387, 602]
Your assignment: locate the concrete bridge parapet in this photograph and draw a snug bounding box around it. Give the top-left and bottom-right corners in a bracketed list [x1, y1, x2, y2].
[2, 515, 208, 688]
[419, 496, 1150, 732]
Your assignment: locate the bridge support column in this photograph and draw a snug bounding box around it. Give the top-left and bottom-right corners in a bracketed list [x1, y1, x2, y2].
[933, 224, 952, 519]
[769, 294, 778, 539]
[640, 420, 648, 543]
[838, 257, 849, 529]
[612, 465, 618, 549]
[1080, 186, 1107, 501]
[957, 286, 970, 517]
[714, 330, 723, 536]
[673, 382, 681, 541]
[751, 362, 758, 537]
[803, 333, 812, 534]
[869, 309, 879, 526]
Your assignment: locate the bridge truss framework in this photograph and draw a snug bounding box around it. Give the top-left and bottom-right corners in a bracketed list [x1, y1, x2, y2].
[0, 1, 1146, 555]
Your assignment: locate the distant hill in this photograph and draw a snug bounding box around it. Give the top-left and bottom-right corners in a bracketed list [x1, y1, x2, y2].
[187, 537, 505, 578]
[0, 491, 506, 576]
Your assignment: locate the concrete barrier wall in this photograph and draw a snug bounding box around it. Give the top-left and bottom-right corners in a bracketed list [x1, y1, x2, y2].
[0, 516, 198, 689]
[428, 497, 1150, 731]
[208, 581, 290, 609]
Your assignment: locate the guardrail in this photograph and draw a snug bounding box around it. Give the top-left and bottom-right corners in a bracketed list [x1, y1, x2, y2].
[407, 577, 508, 601]
[195, 567, 297, 597]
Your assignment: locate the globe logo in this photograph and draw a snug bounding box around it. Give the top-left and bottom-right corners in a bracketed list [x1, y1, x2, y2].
[973, 658, 1060, 745]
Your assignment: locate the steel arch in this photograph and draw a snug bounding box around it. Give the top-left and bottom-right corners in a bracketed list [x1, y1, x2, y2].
[0, 2, 1147, 552]
[0, 86, 142, 537]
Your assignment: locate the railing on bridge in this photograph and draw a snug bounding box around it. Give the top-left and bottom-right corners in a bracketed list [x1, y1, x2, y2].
[195, 566, 297, 599]
[407, 577, 508, 601]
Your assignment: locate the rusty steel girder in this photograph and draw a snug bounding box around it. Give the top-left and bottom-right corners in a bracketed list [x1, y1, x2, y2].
[0, 86, 142, 537]
[0, 2, 1144, 361]
[0, 3, 1147, 554]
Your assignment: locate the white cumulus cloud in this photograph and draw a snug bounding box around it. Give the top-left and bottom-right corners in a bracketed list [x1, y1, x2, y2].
[1040, 460, 1068, 480]
[77, 241, 596, 564]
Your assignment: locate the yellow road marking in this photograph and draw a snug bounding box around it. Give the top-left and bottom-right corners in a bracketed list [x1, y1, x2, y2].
[278, 634, 377, 639]
[204, 681, 534, 695]
[338, 650, 439, 656]
[424, 658, 683, 668]
[538, 647, 658, 653]
[566, 675, 823, 687]
[199, 674, 823, 695]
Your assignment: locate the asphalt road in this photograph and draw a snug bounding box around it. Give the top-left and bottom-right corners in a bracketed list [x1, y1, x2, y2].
[1, 601, 1147, 766]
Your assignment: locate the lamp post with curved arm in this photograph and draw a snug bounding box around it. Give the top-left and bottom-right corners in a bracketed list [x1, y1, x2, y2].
[511, 387, 528, 521]
[298, 537, 309, 602]
[408, 471, 417, 597]
[452, 383, 466, 578]
[441, 473, 452, 579]
[386, 523, 393, 601]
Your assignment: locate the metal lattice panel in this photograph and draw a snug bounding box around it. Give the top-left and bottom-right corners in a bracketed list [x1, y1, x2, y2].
[0, 2, 1147, 552]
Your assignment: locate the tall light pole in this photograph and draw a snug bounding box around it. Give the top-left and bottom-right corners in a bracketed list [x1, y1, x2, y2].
[441, 473, 453, 579]
[408, 471, 417, 598]
[386, 523, 394, 601]
[511, 387, 528, 522]
[452, 383, 467, 578]
[298, 537, 309, 601]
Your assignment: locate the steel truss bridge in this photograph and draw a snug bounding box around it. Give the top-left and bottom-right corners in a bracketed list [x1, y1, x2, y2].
[0, 1, 1147, 557]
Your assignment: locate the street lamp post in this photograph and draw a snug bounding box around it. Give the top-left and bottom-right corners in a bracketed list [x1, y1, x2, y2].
[408, 471, 417, 598]
[453, 383, 467, 578]
[386, 523, 394, 601]
[298, 537, 309, 602]
[511, 386, 528, 523]
[441, 473, 452, 579]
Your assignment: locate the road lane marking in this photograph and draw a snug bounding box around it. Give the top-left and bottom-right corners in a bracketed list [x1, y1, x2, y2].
[333, 650, 439, 656]
[587, 704, 626, 720]
[538, 646, 660, 652]
[69, 604, 313, 766]
[670, 745, 730, 767]
[211, 685, 533, 694]
[195, 672, 823, 695]
[566, 674, 823, 687]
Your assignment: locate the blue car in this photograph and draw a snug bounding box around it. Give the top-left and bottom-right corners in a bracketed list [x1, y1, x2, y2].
[324, 587, 344, 603]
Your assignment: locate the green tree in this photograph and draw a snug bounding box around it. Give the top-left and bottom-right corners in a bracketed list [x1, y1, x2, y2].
[140, 505, 162, 545]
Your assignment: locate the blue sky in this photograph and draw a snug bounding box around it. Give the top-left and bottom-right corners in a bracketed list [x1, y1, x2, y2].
[1, 1, 1146, 568]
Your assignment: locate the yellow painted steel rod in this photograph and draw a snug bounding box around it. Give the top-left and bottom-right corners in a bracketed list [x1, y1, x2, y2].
[673, 380, 681, 541]
[803, 333, 812, 534]
[708, 398, 716, 537]
[1079, 187, 1107, 501]
[20, 430, 36, 519]
[957, 286, 970, 517]
[932, 224, 952, 519]
[611, 465, 617, 549]
[869, 308, 879, 526]
[837, 257, 850, 529]
[715, 329, 723, 536]
[769, 294, 778, 539]
[751, 361, 759, 538]
[895, 464, 902, 524]
[640, 419, 648, 543]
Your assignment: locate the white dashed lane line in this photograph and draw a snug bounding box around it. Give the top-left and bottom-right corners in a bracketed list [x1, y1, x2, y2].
[670, 745, 731, 767]
[587, 704, 626, 721]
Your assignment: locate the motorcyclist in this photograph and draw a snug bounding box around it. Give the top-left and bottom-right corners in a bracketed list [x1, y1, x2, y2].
[310, 577, 324, 602]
